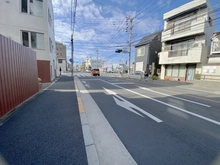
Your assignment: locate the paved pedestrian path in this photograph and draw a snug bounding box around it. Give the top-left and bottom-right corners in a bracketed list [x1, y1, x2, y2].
[0, 76, 87, 165]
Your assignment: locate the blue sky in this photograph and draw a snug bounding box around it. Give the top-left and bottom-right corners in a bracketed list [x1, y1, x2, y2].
[52, 0, 220, 66]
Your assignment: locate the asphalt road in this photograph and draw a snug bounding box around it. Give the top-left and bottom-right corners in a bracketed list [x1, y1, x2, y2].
[76, 72, 220, 165]
[0, 76, 87, 165]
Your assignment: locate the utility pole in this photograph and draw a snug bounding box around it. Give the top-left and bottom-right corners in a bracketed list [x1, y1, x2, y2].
[96, 49, 99, 69]
[128, 16, 133, 75]
[70, 0, 77, 76]
[71, 33, 73, 76]
[122, 51, 124, 73]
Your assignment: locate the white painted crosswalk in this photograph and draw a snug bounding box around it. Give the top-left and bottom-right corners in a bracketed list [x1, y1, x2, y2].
[74, 72, 121, 78]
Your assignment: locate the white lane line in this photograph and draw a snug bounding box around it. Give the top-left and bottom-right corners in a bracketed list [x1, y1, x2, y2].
[104, 88, 162, 122]
[178, 86, 220, 95]
[101, 80, 220, 126]
[138, 86, 211, 108]
[43, 79, 58, 90]
[112, 82, 134, 85]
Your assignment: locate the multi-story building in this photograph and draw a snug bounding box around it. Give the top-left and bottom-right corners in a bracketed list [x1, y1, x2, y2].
[134, 31, 162, 75]
[56, 42, 67, 74]
[0, 0, 56, 82]
[159, 0, 214, 81]
[201, 32, 220, 80]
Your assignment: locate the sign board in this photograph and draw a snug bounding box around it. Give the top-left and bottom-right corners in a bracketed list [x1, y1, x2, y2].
[135, 62, 143, 71]
[202, 66, 216, 73]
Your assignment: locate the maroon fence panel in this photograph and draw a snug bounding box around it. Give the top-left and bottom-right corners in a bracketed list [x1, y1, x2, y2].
[0, 34, 39, 118]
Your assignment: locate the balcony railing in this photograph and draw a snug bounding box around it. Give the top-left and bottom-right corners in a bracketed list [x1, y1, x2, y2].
[168, 49, 188, 57]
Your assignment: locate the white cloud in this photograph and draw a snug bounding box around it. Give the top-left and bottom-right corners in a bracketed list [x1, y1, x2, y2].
[157, 0, 171, 7]
[52, 0, 163, 65]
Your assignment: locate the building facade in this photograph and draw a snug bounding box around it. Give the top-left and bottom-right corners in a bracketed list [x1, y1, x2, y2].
[201, 32, 220, 81]
[159, 0, 214, 81]
[0, 0, 56, 82]
[134, 31, 162, 75]
[56, 42, 67, 75]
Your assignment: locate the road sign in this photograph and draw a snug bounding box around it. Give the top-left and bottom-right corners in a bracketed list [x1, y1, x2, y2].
[69, 58, 73, 63]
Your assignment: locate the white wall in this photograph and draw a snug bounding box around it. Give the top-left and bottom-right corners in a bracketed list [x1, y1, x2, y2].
[57, 60, 67, 75]
[0, 0, 56, 81]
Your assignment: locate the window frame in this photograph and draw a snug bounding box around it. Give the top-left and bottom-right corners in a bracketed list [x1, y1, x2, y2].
[21, 31, 45, 50]
[20, 0, 43, 17]
[137, 47, 145, 57]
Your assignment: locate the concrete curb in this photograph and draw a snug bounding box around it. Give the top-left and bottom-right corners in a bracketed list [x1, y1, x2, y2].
[74, 77, 100, 165]
[75, 76, 137, 165]
[0, 78, 59, 126]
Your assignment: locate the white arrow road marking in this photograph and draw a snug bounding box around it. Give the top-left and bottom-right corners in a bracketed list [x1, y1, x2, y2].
[101, 80, 220, 126]
[103, 88, 163, 123]
[138, 86, 211, 107]
[84, 84, 91, 88]
[113, 96, 144, 118]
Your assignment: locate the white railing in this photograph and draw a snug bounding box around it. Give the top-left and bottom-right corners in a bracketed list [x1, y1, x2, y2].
[168, 49, 188, 57]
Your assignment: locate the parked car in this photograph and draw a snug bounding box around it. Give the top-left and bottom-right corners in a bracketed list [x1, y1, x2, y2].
[91, 69, 100, 76]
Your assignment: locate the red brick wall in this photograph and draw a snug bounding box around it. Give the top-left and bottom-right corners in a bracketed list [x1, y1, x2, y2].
[0, 34, 39, 118]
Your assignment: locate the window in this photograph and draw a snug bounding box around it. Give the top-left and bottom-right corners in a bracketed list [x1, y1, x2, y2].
[49, 37, 52, 52]
[171, 39, 195, 50]
[31, 32, 44, 49]
[179, 65, 186, 77]
[22, 31, 29, 47]
[58, 59, 62, 63]
[21, 31, 44, 49]
[172, 65, 179, 77]
[166, 65, 186, 77]
[137, 47, 145, 57]
[166, 65, 172, 76]
[48, 8, 52, 27]
[29, 0, 43, 17]
[21, 0, 28, 13]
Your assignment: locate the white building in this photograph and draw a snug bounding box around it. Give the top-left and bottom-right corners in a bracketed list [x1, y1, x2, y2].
[56, 42, 67, 75]
[86, 59, 104, 70]
[159, 0, 214, 81]
[0, 0, 56, 82]
[201, 32, 220, 81]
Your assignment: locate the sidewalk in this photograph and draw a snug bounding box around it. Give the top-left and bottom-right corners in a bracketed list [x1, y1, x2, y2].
[0, 76, 87, 165]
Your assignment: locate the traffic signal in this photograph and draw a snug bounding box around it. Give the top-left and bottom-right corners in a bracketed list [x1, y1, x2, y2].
[115, 49, 122, 53]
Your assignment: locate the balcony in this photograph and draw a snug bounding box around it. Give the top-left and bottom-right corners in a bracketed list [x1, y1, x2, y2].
[159, 47, 204, 65]
[168, 49, 188, 57]
[162, 16, 206, 42]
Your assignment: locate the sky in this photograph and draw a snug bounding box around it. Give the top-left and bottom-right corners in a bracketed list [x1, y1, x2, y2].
[52, 0, 220, 66]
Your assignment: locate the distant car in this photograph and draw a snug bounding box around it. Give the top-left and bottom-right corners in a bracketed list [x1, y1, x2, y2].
[91, 69, 100, 76]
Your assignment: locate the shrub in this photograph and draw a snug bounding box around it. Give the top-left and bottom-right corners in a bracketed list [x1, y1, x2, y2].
[38, 77, 42, 83]
[151, 75, 158, 80]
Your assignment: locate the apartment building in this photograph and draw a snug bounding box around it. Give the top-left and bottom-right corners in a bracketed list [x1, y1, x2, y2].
[201, 32, 220, 80]
[56, 42, 67, 74]
[0, 0, 56, 82]
[159, 0, 214, 81]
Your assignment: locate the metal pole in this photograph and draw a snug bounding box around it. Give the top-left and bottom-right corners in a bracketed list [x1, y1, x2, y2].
[71, 34, 73, 76]
[128, 17, 133, 75]
[96, 49, 99, 68]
